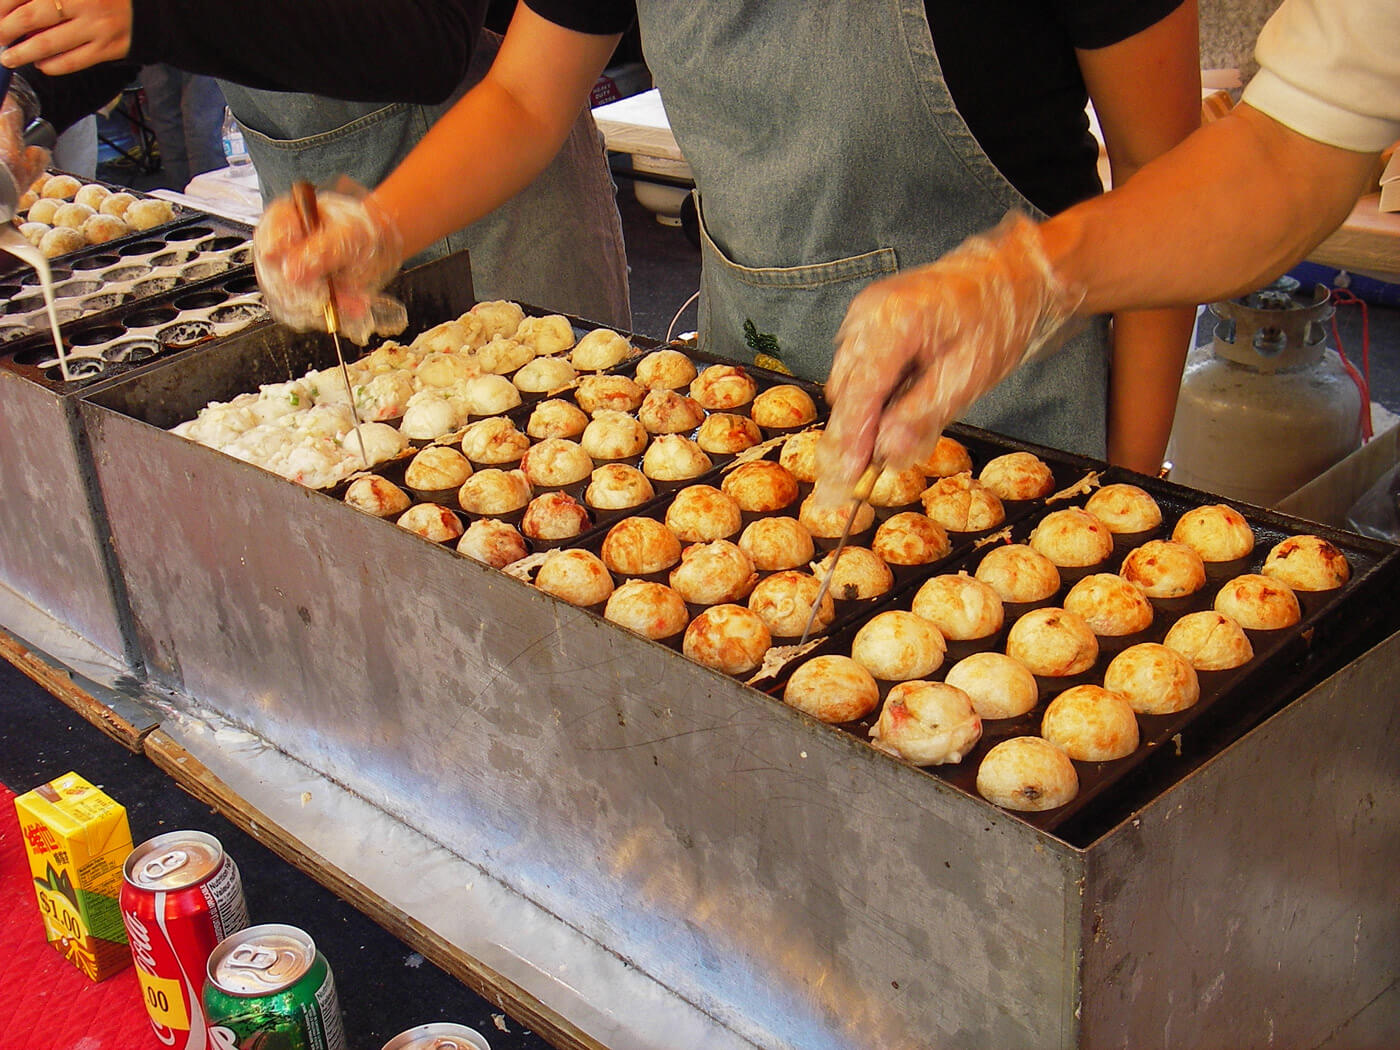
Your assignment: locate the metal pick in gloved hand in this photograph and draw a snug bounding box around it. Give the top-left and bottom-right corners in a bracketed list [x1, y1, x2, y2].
[290, 181, 369, 468]
[798, 461, 883, 646]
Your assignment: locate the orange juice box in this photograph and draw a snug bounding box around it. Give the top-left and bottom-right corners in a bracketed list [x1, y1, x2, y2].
[14, 770, 133, 981]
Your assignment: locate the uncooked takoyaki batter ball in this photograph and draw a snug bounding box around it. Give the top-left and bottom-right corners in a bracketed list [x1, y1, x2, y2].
[457, 468, 532, 516]
[783, 655, 880, 724]
[535, 548, 614, 606]
[641, 435, 713, 482]
[512, 355, 577, 394]
[634, 347, 698, 390]
[920, 472, 1005, 532]
[750, 384, 818, 429]
[456, 518, 529, 568]
[974, 544, 1060, 604]
[850, 609, 946, 682]
[526, 399, 589, 441]
[344, 475, 412, 518]
[689, 363, 756, 410]
[1171, 503, 1255, 562]
[637, 388, 706, 434]
[513, 313, 575, 355]
[576, 373, 646, 415]
[1040, 684, 1139, 762]
[978, 451, 1055, 501]
[665, 484, 742, 543]
[696, 412, 763, 454]
[747, 570, 835, 637]
[520, 437, 593, 487]
[1028, 507, 1113, 568]
[872, 512, 951, 567]
[811, 546, 893, 601]
[585, 463, 655, 510]
[942, 651, 1038, 720]
[1120, 539, 1207, 598]
[910, 572, 1004, 641]
[581, 410, 649, 461]
[601, 516, 683, 576]
[797, 492, 875, 540]
[469, 299, 526, 339]
[1102, 642, 1200, 715]
[739, 517, 815, 572]
[605, 580, 690, 640]
[869, 681, 982, 766]
[1162, 610, 1253, 671]
[721, 460, 800, 513]
[669, 540, 757, 605]
[1262, 534, 1351, 591]
[1085, 483, 1162, 534]
[341, 421, 409, 466]
[1062, 573, 1153, 636]
[976, 736, 1079, 812]
[778, 429, 822, 482]
[1005, 608, 1098, 677]
[405, 445, 473, 494]
[1213, 574, 1301, 630]
[396, 503, 464, 543]
[682, 603, 771, 674]
[916, 434, 973, 478]
[521, 490, 593, 541]
[570, 327, 633, 371]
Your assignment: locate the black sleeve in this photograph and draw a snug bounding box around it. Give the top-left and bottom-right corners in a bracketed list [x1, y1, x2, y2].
[1054, 0, 1186, 50]
[25, 63, 141, 136]
[522, 0, 634, 35]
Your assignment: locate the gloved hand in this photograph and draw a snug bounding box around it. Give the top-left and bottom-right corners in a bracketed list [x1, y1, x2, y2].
[254, 181, 408, 347]
[0, 73, 50, 218]
[815, 212, 1083, 503]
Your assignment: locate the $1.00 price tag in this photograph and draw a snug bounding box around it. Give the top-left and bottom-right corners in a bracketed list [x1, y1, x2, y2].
[134, 969, 191, 1030]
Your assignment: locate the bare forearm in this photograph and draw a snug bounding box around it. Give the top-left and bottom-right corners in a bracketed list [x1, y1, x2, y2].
[1106, 305, 1197, 473]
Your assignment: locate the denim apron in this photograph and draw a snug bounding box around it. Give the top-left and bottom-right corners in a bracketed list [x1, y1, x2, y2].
[217, 30, 631, 329]
[637, 0, 1109, 457]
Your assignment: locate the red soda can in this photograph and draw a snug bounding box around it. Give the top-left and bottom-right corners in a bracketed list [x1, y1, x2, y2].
[121, 830, 250, 1050]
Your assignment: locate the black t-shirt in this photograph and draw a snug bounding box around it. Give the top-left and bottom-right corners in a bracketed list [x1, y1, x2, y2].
[527, 0, 1183, 214]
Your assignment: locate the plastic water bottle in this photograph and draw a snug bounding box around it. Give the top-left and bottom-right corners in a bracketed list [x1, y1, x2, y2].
[221, 107, 251, 169]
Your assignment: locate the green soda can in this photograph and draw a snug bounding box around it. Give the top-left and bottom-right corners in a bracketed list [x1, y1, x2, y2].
[203, 923, 347, 1050]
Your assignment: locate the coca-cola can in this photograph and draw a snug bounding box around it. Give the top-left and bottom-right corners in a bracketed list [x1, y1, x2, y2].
[121, 830, 250, 1050]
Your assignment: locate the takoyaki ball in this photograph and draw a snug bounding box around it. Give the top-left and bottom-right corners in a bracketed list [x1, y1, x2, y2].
[575, 373, 646, 416]
[641, 435, 713, 482]
[850, 610, 946, 681]
[1040, 684, 1139, 762]
[39, 226, 85, 258]
[869, 681, 983, 766]
[1171, 503, 1255, 562]
[405, 445, 473, 493]
[512, 355, 577, 394]
[977, 736, 1078, 812]
[1103, 642, 1200, 716]
[747, 570, 835, 638]
[872, 512, 952, 567]
[943, 651, 1039, 720]
[520, 437, 593, 487]
[750, 384, 817, 429]
[457, 468, 532, 516]
[1085, 483, 1163, 534]
[399, 392, 465, 441]
[460, 417, 531, 465]
[513, 313, 575, 355]
[670, 540, 757, 605]
[1028, 508, 1113, 568]
[1062, 573, 1154, 637]
[739, 517, 816, 572]
[1162, 610, 1254, 671]
[344, 475, 412, 518]
[469, 299, 526, 339]
[683, 603, 771, 675]
[1262, 534, 1351, 592]
[581, 410, 649, 461]
[696, 412, 763, 455]
[665, 484, 743, 543]
[126, 197, 176, 230]
[17, 188, 37, 211]
[416, 353, 476, 390]
[1120, 540, 1207, 599]
[910, 572, 1004, 642]
[26, 197, 61, 224]
[81, 213, 130, 244]
[783, 655, 880, 724]
[521, 490, 592, 541]
[526, 398, 590, 441]
[689, 364, 756, 410]
[916, 435, 973, 479]
[570, 327, 633, 371]
[396, 503, 464, 543]
[974, 544, 1061, 604]
[535, 549, 614, 607]
[778, 429, 822, 483]
[979, 452, 1055, 502]
[601, 516, 683, 575]
[456, 518, 530, 569]
[1213, 573, 1301, 630]
[53, 201, 95, 228]
[605, 580, 690, 640]
[19, 221, 48, 247]
[413, 317, 484, 356]
[868, 465, 928, 509]
[100, 191, 138, 219]
[585, 463, 655, 511]
[460, 374, 522, 416]
[634, 347, 698, 390]
[637, 388, 706, 434]
[41, 173, 82, 199]
[472, 335, 534, 375]
[810, 546, 893, 602]
[73, 183, 109, 210]
[797, 492, 875, 540]
[1005, 607, 1098, 677]
[920, 473, 1005, 532]
[720, 460, 800, 513]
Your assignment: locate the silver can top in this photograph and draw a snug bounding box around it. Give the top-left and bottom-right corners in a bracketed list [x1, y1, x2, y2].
[380, 1023, 491, 1050]
[208, 923, 316, 996]
[124, 829, 225, 890]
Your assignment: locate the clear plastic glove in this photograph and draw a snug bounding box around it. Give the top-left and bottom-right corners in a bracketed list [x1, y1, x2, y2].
[0, 74, 50, 218]
[254, 181, 407, 347]
[816, 213, 1083, 503]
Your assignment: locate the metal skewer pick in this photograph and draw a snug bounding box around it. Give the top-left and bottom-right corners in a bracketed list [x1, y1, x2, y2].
[290, 181, 370, 468]
[798, 461, 882, 646]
